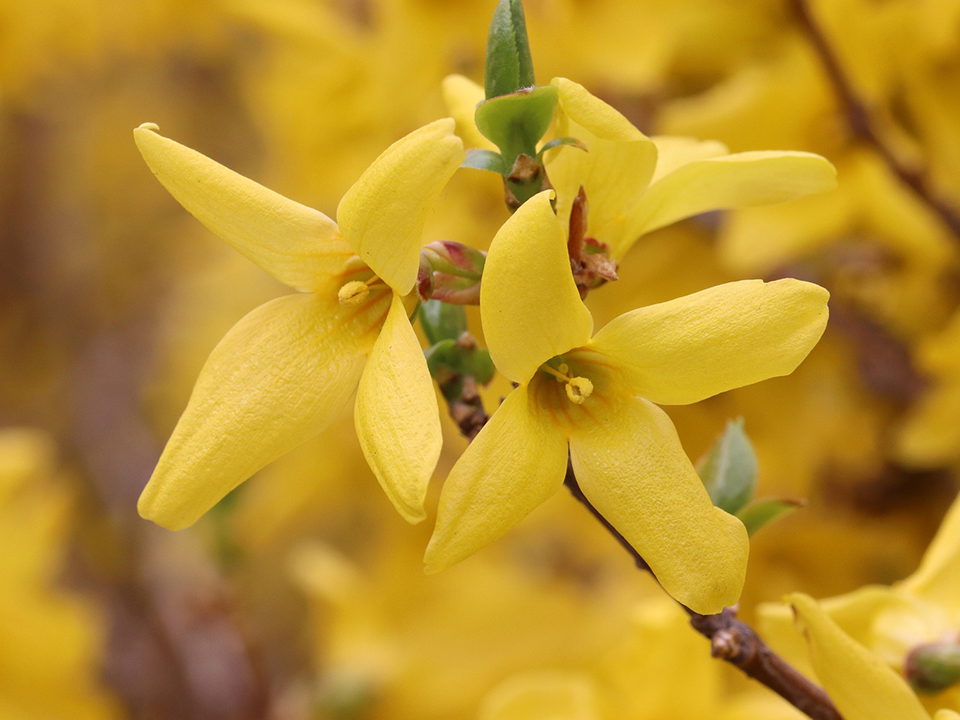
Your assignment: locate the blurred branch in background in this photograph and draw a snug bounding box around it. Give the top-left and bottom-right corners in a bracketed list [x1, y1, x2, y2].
[792, 0, 960, 240]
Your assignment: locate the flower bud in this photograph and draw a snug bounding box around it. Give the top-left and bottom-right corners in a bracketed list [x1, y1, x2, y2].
[905, 642, 960, 694]
[418, 241, 486, 304]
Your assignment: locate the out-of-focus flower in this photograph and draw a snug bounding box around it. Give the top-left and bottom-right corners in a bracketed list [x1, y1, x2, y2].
[134, 119, 464, 529]
[0, 429, 121, 719]
[425, 191, 829, 614]
[761, 491, 960, 713]
[897, 312, 960, 466]
[786, 593, 960, 720]
[479, 597, 806, 720]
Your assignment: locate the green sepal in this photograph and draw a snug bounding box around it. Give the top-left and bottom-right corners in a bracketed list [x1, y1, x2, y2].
[475, 85, 558, 164]
[736, 498, 804, 537]
[484, 0, 535, 100]
[536, 136, 588, 160]
[418, 300, 468, 346]
[696, 418, 759, 515]
[906, 643, 960, 694]
[425, 339, 496, 401]
[462, 149, 507, 174]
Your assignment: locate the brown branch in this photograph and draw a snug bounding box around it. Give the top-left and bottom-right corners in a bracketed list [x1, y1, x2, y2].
[444, 389, 843, 720]
[791, 0, 960, 240]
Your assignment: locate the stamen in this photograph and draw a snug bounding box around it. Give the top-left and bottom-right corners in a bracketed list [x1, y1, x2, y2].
[540, 364, 594, 404]
[565, 377, 594, 404]
[540, 364, 570, 382]
[338, 280, 370, 305]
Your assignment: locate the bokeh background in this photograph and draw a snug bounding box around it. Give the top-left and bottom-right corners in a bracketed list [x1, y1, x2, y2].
[2, 0, 960, 718]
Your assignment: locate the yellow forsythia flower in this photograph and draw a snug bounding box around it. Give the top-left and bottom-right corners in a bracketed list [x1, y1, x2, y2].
[787, 593, 960, 720]
[761, 491, 960, 711]
[424, 191, 830, 615]
[134, 120, 464, 529]
[443, 75, 838, 263]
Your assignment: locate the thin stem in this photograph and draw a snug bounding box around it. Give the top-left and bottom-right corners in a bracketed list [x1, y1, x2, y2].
[791, 0, 960, 240]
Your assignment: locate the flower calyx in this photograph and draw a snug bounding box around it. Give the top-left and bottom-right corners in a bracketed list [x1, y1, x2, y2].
[417, 241, 486, 304]
[906, 640, 960, 694]
[568, 187, 619, 299]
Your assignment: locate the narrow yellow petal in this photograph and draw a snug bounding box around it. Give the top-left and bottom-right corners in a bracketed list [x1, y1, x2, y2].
[134, 124, 351, 293]
[625, 150, 838, 253]
[900, 491, 960, 609]
[139, 293, 376, 530]
[480, 190, 593, 383]
[569, 396, 748, 614]
[935, 711, 960, 720]
[787, 593, 932, 720]
[337, 119, 465, 295]
[590, 279, 829, 406]
[547, 78, 658, 253]
[441, 74, 496, 150]
[758, 585, 908, 677]
[424, 384, 568, 573]
[648, 136, 729, 185]
[355, 294, 441, 523]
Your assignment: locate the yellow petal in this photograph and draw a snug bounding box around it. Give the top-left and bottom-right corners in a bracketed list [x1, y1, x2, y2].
[649, 136, 729, 185]
[139, 293, 376, 530]
[337, 119, 465, 294]
[424, 384, 568, 573]
[590, 279, 829, 406]
[134, 124, 351, 293]
[900, 491, 960, 609]
[354, 293, 441, 523]
[935, 712, 960, 720]
[759, 585, 908, 678]
[787, 593, 932, 720]
[441, 74, 496, 151]
[547, 78, 658, 254]
[480, 190, 593, 383]
[625, 150, 838, 252]
[569, 395, 748, 614]
[479, 672, 599, 720]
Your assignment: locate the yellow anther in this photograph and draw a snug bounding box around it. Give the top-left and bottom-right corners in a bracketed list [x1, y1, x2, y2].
[338, 280, 370, 305]
[565, 377, 593, 404]
[556, 363, 570, 380]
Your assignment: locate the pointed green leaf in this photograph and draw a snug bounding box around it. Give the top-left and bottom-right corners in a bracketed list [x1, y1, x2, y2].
[737, 498, 804, 536]
[419, 300, 468, 345]
[696, 418, 758, 514]
[485, 0, 535, 99]
[536, 136, 589, 160]
[462, 149, 507, 174]
[475, 86, 558, 163]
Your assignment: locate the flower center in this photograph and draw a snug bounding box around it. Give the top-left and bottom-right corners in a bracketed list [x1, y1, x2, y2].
[338, 275, 388, 305]
[540, 363, 594, 405]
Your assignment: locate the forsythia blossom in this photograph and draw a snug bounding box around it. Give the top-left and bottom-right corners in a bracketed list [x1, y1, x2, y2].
[134, 120, 464, 529]
[762, 491, 960, 707]
[444, 75, 838, 266]
[424, 191, 830, 615]
[787, 593, 960, 720]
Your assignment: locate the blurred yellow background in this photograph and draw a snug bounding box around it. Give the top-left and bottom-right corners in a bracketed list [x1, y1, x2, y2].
[1, 0, 959, 717]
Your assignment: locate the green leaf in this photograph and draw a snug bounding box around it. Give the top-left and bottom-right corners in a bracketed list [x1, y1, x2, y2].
[475, 85, 558, 163]
[696, 418, 758, 515]
[536, 136, 588, 160]
[425, 341, 495, 385]
[461, 149, 507, 174]
[484, 0, 535, 99]
[737, 498, 804, 537]
[418, 300, 467, 345]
